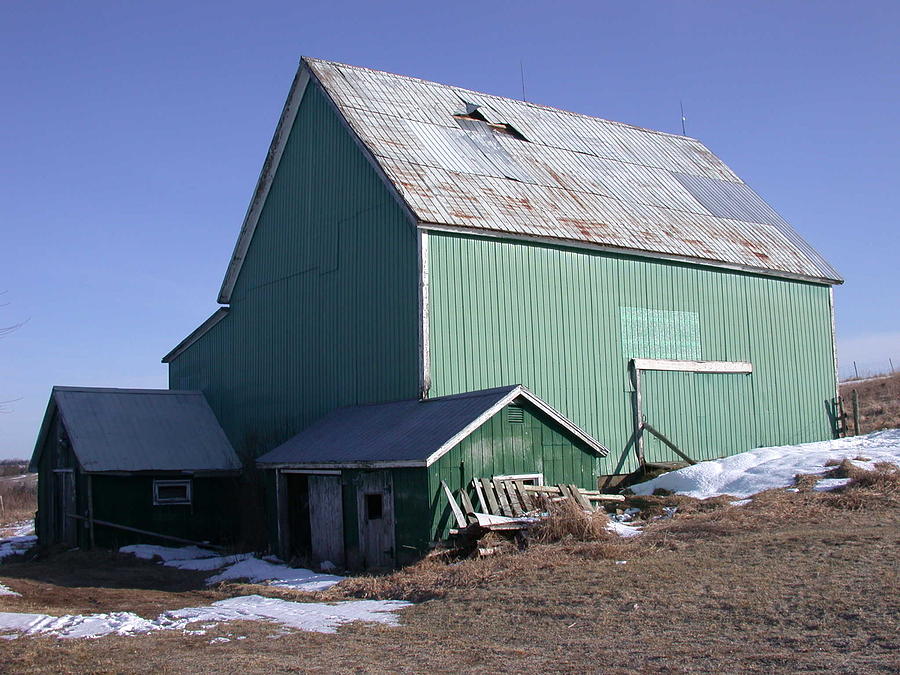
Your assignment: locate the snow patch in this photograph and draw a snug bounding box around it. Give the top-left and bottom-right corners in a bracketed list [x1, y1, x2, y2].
[630, 430, 900, 499]
[119, 544, 220, 562]
[206, 559, 344, 591]
[0, 535, 36, 561]
[606, 521, 642, 538]
[0, 595, 411, 639]
[813, 477, 852, 492]
[119, 544, 345, 592]
[0, 582, 20, 596]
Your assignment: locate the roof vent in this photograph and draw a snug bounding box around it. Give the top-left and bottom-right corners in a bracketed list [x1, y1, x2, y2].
[506, 405, 525, 424]
[454, 100, 529, 142]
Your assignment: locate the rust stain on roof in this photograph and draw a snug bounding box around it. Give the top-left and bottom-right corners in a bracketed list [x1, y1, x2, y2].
[305, 57, 840, 283]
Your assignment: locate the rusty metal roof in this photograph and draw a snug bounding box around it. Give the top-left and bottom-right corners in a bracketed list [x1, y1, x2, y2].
[304, 58, 840, 283]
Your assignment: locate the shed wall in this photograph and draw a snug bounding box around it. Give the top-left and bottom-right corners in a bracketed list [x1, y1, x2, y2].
[89, 475, 240, 548]
[167, 83, 420, 458]
[426, 403, 600, 541]
[427, 232, 837, 475]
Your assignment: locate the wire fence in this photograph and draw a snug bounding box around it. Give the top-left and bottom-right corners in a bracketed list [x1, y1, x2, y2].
[839, 357, 897, 382]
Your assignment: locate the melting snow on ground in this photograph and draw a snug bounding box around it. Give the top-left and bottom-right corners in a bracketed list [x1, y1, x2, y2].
[0, 521, 36, 561]
[630, 429, 900, 500]
[0, 594, 411, 640]
[119, 544, 345, 591]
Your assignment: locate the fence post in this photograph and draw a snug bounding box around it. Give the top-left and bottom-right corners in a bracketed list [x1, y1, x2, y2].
[852, 389, 861, 436]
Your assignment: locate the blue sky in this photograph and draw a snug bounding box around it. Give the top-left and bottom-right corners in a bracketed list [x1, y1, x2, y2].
[2, 1, 898, 457]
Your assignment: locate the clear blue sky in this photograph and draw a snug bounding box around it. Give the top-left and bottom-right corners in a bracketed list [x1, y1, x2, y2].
[2, 1, 898, 458]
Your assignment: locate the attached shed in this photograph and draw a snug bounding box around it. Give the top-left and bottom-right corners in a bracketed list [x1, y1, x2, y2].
[30, 387, 242, 549]
[256, 385, 608, 569]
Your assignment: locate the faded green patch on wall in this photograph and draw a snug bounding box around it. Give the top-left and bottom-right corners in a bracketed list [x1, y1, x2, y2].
[620, 306, 701, 360]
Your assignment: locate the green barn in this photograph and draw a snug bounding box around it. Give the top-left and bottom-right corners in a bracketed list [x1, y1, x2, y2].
[256, 385, 608, 567]
[36, 57, 840, 561]
[30, 387, 241, 549]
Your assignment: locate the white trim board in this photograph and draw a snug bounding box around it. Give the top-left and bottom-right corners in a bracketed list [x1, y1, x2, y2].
[421, 385, 608, 466]
[632, 359, 753, 374]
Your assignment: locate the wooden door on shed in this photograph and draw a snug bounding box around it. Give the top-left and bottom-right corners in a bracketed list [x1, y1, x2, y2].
[307, 475, 344, 567]
[53, 469, 77, 546]
[356, 471, 395, 569]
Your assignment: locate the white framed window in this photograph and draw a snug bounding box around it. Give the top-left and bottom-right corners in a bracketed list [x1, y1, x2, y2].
[493, 473, 544, 486]
[153, 479, 192, 505]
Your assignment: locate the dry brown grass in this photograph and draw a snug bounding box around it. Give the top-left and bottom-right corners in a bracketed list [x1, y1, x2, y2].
[0, 466, 36, 528]
[840, 371, 900, 433]
[1, 462, 899, 673]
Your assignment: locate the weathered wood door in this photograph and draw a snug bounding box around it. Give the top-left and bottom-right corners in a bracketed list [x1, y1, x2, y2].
[308, 475, 344, 567]
[53, 470, 76, 546]
[356, 471, 395, 569]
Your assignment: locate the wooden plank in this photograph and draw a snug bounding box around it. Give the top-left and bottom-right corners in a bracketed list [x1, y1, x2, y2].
[458, 489, 478, 525]
[472, 478, 488, 512]
[522, 485, 563, 494]
[480, 477, 501, 515]
[632, 358, 753, 374]
[492, 478, 513, 517]
[441, 480, 467, 528]
[67, 514, 224, 550]
[513, 480, 533, 511]
[502, 481, 524, 516]
[587, 494, 626, 502]
[570, 484, 594, 512]
[642, 422, 697, 465]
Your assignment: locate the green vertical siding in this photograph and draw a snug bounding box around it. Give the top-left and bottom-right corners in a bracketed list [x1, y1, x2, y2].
[428, 232, 837, 475]
[426, 403, 600, 541]
[167, 83, 419, 458]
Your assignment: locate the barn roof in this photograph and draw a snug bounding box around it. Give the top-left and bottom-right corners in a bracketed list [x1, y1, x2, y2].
[256, 385, 608, 469]
[218, 57, 840, 303]
[30, 387, 241, 474]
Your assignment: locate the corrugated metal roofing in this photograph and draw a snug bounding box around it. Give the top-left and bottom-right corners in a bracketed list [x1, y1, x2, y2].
[304, 57, 840, 283]
[256, 385, 606, 467]
[32, 387, 242, 473]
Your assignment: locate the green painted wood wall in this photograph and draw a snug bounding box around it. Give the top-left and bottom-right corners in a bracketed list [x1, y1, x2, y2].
[167, 83, 420, 458]
[425, 402, 600, 542]
[427, 232, 837, 475]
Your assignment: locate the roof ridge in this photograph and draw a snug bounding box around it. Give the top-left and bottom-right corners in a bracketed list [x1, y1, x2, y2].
[53, 386, 201, 395]
[302, 57, 698, 143]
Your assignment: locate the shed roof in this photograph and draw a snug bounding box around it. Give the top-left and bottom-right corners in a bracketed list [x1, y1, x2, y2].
[218, 57, 840, 303]
[30, 387, 242, 474]
[256, 385, 608, 469]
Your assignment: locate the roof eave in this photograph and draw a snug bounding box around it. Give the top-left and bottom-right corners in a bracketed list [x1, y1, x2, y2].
[418, 222, 843, 286]
[162, 308, 229, 363]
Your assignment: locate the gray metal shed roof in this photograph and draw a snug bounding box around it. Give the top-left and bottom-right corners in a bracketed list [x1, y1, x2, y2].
[31, 387, 241, 473]
[256, 385, 607, 469]
[303, 58, 839, 284]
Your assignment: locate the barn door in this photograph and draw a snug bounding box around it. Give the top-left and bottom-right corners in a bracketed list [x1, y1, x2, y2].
[356, 471, 395, 569]
[641, 369, 754, 463]
[53, 470, 77, 546]
[308, 475, 344, 567]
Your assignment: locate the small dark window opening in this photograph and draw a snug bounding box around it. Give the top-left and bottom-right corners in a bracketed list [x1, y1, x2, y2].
[365, 493, 383, 520]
